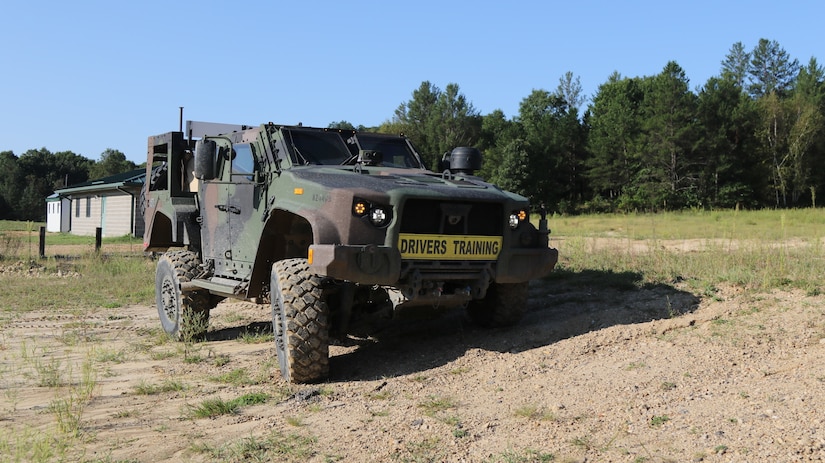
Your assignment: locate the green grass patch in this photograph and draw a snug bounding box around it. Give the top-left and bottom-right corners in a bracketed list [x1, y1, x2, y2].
[210, 368, 256, 386]
[0, 424, 70, 462]
[44, 232, 143, 246]
[132, 379, 186, 395]
[552, 225, 825, 294]
[513, 404, 556, 421]
[551, 208, 825, 241]
[0, 255, 155, 312]
[0, 220, 45, 232]
[238, 328, 274, 344]
[188, 392, 271, 418]
[650, 415, 670, 428]
[418, 395, 457, 416]
[192, 431, 317, 462]
[485, 447, 555, 462]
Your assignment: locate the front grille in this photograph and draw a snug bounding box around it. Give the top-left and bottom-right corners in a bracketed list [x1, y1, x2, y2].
[399, 199, 503, 236]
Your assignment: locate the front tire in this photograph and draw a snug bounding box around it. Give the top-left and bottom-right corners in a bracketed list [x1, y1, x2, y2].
[155, 250, 211, 340]
[271, 258, 330, 383]
[466, 282, 529, 327]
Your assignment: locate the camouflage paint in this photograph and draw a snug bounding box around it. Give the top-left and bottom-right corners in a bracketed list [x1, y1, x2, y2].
[143, 123, 558, 301]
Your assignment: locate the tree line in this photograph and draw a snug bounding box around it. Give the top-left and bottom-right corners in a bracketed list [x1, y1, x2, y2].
[0, 149, 136, 221]
[375, 38, 825, 213]
[5, 38, 822, 221]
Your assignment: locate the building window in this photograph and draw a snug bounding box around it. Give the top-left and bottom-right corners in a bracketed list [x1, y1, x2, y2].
[85, 197, 91, 218]
[75, 199, 80, 217]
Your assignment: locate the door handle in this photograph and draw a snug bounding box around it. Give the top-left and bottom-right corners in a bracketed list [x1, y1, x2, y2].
[215, 204, 241, 214]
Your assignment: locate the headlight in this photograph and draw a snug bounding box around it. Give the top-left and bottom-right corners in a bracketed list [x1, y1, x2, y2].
[509, 214, 519, 229]
[370, 207, 388, 226]
[509, 209, 528, 229]
[352, 197, 392, 227]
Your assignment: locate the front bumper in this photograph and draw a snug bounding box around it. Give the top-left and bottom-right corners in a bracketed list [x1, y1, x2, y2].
[309, 244, 402, 285]
[309, 243, 558, 285]
[494, 247, 559, 283]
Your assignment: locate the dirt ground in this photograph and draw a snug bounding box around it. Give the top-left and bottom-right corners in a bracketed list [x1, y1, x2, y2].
[2, 244, 825, 462]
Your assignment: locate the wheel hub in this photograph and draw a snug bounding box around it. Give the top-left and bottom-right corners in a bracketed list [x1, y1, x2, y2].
[161, 277, 178, 320]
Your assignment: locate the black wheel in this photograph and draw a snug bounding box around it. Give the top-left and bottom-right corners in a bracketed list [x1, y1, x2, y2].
[155, 250, 211, 340]
[271, 258, 330, 383]
[466, 282, 529, 327]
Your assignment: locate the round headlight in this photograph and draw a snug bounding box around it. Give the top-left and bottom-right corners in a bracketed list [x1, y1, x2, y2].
[370, 207, 388, 226]
[509, 209, 528, 229]
[509, 213, 520, 229]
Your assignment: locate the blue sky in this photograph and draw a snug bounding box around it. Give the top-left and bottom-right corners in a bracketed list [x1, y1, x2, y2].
[1, 0, 823, 165]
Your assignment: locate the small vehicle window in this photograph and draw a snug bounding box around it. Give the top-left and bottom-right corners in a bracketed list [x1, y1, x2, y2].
[232, 144, 255, 180]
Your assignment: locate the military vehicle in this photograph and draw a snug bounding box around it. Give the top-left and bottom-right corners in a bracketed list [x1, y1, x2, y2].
[142, 119, 558, 383]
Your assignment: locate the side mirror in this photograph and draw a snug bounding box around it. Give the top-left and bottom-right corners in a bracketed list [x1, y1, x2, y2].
[194, 139, 217, 180]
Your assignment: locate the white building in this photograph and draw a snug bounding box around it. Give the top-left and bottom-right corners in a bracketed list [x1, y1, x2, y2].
[47, 169, 146, 238]
[45, 193, 71, 232]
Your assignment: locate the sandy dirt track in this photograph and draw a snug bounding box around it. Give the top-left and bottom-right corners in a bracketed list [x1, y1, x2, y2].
[1, 255, 825, 462]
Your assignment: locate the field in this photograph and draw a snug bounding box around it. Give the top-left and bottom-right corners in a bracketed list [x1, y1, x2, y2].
[1, 210, 825, 462]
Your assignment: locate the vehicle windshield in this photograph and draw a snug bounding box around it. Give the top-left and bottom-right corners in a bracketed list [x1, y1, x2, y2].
[353, 134, 423, 168]
[286, 129, 352, 165]
[283, 129, 424, 169]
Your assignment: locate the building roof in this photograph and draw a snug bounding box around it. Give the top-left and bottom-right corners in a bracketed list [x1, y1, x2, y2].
[54, 168, 145, 195]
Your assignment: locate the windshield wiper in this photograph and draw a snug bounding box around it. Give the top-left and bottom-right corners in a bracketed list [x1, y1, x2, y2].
[340, 154, 359, 166]
[286, 131, 311, 165]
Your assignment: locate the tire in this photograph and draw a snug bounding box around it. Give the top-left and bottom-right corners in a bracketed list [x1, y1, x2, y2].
[271, 258, 330, 383]
[466, 282, 529, 328]
[155, 250, 211, 340]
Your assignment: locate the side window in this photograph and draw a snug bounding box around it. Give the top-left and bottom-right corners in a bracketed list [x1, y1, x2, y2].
[75, 199, 80, 217]
[85, 197, 91, 217]
[231, 144, 256, 181]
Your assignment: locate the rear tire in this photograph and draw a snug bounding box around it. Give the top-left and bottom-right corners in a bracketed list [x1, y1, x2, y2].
[155, 250, 211, 340]
[271, 258, 330, 383]
[466, 282, 529, 327]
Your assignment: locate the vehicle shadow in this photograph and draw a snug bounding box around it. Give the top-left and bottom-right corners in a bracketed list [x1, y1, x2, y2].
[206, 321, 272, 341]
[328, 268, 700, 382]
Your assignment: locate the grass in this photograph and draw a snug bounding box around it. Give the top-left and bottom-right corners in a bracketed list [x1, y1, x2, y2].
[0, 220, 45, 232]
[552, 209, 825, 292]
[132, 379, 186, 395]
[550, 208, 825, 240]
[211, 368, 256, 386]
[391, 436, 444, 463]
[187, 392, 271, 418]
[0, 220, 141, 244]
[192, 431, 317, 462]
[649, 415, 671, 428]
[238, 328, 274, 344]
[1, 210, 824, 460]
[417, 395, 457, 416]
[514, 404, 556, 421]
[0, 255, 155, 313]
[0, 221, 144, 261]
[1, 348, 101, 453]
[486, 448, 555, 462]
[0, 424, 70, 462]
